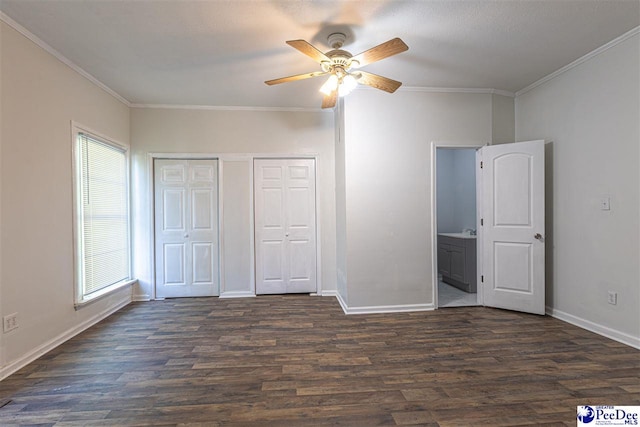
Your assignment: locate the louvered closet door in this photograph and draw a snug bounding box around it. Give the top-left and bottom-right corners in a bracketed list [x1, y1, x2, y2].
[155, 159, 219, 298]
[254, 159, 317, 294]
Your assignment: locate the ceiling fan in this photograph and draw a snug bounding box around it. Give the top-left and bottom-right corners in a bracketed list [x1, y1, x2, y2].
[265, 33, 409, 109]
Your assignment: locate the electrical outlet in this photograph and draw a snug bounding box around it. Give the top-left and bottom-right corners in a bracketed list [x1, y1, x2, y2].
[607, 291, 618, 305]
[3, 313, 18, 332]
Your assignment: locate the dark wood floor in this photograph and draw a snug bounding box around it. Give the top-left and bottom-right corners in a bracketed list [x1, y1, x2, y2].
[0, 296, 638, 426]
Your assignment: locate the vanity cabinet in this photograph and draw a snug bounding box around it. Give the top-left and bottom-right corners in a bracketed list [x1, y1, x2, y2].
[438, 234, 477, 293]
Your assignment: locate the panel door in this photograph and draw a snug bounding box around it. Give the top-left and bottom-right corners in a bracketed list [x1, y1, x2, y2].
[480, 140, 545, 314]
[155, 159, 219, 298]
[254, 159, 317, 294]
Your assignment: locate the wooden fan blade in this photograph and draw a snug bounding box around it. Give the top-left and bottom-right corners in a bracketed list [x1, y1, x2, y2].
[286, 40, 331, 64]
[357, 71, 402, 93]
[265, 71, 328, 86]
[321, 90, 337, 109]
[351, 38, 408, 68]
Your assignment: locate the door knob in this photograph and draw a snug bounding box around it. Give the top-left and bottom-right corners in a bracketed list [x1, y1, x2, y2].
[184, 233, 189, 238]
[534, 233, 543, 241]
[285, 232, 290, 237]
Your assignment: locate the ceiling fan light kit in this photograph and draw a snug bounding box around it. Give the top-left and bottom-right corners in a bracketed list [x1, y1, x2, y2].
[265, 32, 408, 109]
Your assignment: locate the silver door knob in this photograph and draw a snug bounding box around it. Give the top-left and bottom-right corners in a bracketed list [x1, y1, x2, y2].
[184, 233, 189, 238]
[534, 233, 543, 240]
[285, 232, 290, 237]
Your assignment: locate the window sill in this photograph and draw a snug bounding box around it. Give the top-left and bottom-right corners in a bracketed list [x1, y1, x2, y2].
[75, 279, 137, 310]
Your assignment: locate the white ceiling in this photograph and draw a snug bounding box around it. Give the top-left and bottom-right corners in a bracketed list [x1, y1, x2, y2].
[1, 1, 638, 109]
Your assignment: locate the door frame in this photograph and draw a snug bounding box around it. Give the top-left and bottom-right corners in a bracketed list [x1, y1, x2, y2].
[430, 142, 485, 309]
[252, 156, 322, 296]
[148, 152, 322, 300]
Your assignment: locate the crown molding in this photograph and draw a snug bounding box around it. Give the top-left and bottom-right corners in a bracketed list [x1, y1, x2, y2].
[377, 86, 516, 98]
[516, 25, 640, 97]
[129, 103, 329, 113]
[1, 11, 131, 106]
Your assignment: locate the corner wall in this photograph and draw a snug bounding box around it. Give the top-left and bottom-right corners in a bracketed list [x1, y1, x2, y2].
[339, 89, 492, 311]
[1, 21, 131, 376]
[515, 32, 640, 347]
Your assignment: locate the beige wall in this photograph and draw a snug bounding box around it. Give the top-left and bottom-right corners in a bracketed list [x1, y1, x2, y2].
[491, 94, 515, 144]
[340, 90, 492, 310]
[0, 21, 131, 374]
[129, 107, 336, 299]
[516, 34, 640, 346]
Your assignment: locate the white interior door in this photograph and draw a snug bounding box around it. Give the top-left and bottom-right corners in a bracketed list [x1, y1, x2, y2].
[479, 140, 545, 314]
[254, 158, 317, 294]
[155, 159, 219, 298]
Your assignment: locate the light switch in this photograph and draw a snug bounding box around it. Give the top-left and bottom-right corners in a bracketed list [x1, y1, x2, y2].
[600, 197, 611, 211]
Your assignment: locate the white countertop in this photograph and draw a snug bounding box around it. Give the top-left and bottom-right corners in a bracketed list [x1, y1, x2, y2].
[438, 232, 477, 239]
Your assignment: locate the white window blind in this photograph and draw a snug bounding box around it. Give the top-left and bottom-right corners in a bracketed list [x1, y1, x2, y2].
[77, 132, 130, 298]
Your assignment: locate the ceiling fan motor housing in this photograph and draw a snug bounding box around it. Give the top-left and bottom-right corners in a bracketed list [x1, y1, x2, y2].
[327, 32, 347, 49]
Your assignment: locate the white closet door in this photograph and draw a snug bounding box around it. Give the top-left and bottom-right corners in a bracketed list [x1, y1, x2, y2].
[155, 159, 218, 298]
[254, 159, 317, 294]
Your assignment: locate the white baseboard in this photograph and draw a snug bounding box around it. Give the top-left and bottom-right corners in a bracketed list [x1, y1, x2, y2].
[320, 290, 338, 297]
[219, 291, 256, 299]
[335, 292, 434, 315]
[546, 306, 640, 350]
[132, 294, 150, 302]
[0, 294, 132, 380]
[335, 292, 349, 313]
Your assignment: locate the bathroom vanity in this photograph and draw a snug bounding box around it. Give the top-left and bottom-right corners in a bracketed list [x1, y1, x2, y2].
[437, 233, 477, 293]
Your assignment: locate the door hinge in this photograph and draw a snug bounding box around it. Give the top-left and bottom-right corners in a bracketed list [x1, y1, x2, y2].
[480, 218, 484, 226]
[481, 275, 484, 283]
[480, 161, 483, 169]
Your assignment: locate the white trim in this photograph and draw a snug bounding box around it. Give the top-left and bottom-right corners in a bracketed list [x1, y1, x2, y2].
[0, 293, 131, 381]
[219, 291, 256, 299]
[147, 153, 157, 300]
[74, 279, 136, 309]
[387, 86, 515, 98]
[475, 148, 485, 307]
[320, 290, 338, 297]
[431, 142, 438, 309]
[335, 292, 349, 314]
[547, 306, 640, 350]
[336, 297, 434, 315]
[0, 12, 130, 106]
[516, 26, 640, 97]
[133, 293, 151, 302]
[130, 88, 516, 110]
[249, 159, 257, 296]
[217, 159, 225, 296]
[314, 156, 323, 296]
[130, 104, 328, 113]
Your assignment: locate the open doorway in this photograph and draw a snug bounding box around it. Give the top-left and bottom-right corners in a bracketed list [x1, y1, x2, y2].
[434, 146, 480, 308]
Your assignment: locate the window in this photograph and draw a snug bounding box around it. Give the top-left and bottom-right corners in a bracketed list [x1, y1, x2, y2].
[73, 125, 131, 305]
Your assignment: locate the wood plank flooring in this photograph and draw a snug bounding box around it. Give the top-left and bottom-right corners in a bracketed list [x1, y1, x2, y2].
[0, 295, 638, 426]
